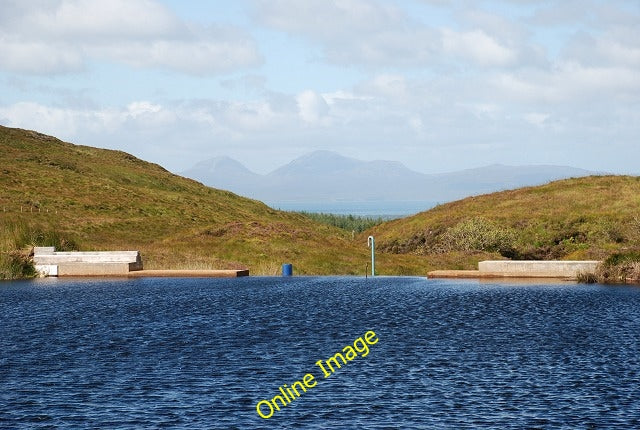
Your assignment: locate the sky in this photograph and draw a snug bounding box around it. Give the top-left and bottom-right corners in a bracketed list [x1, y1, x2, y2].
[0, 0, 638, 175]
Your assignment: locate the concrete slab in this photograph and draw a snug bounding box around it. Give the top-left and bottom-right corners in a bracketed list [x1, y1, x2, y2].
[34, 264, 58, 277]
[33, 247, 143, 276]
[429, 260, 600, 280]
[478, 260, 599, 278]
[428, 270, 483, 279]
[57, 263, 132, 276]
[127, 269, 249, 278]
[34, 251, 142, 269]
[31, 248, 249, 278]
[34, 247, 55, 254]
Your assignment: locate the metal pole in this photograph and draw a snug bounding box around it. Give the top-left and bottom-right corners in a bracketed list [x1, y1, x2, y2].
[367, 236, 375, 277]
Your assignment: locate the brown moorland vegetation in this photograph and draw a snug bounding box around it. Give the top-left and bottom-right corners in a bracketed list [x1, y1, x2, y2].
[365, 175, 640, 269]
[0, 125, 429, 278]
[2, 125, 639, 280]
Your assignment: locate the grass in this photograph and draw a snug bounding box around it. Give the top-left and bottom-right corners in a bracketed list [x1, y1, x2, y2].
[295, 212, 385, 233]
[591, 252, 640, 284]
[0, 125, 431, 277]
[0, 220, 78, 279]
[3, 125, 639, 280]
[0, 223, 34, 279]
[367, 175, 640, 270]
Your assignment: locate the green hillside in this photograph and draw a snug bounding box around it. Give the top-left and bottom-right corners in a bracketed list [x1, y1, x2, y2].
[366, 175, 640, 265]
[0, 125, 427, 278]
[3, 125, 639, 281]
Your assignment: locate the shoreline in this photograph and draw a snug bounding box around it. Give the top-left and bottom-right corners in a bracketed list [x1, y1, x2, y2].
[127, 269, 249, 278]
[427, 270, 577, 280]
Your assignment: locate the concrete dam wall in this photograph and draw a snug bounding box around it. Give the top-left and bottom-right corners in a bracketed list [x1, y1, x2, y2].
[33, 247, 143, 277]
[478, 260, 600, 278]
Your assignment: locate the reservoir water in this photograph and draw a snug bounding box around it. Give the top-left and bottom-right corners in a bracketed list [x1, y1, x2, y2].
[1, 277, 640, 428]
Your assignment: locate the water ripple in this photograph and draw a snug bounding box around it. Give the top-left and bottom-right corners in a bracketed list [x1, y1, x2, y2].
[1, 277, 640, 428]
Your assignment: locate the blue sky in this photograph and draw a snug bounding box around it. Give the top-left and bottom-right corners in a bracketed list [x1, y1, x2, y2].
[1, 0, 638, 174]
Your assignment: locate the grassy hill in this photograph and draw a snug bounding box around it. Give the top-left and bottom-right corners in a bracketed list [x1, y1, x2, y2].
[2, 125, 639, 280]
[1, 126, 435, 278]
[366, 175, 640, 267]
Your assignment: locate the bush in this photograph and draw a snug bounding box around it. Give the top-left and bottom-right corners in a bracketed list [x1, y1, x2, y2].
[437, 217, 516, 256]
[0, 250, 36, 280]
[9, 222, 79, 252]
[594, 251, 640, 284]
[603, 251, 640, 267]
[0, 221, 78, 280]
[576, 271, 598, 284]
[296, 212, 385, 234]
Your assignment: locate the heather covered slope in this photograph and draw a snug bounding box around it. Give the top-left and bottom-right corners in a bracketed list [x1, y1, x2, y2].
[366, 175, 640, 263]
[0, 125, 427, 276]
[3, 125, 638, 279]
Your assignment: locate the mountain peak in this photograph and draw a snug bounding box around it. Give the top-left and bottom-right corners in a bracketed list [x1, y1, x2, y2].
[270, 150, 362, 176]
[188, 156, 249, 173]
[180, 150, 598, 207]
[180, 156, 259, 191]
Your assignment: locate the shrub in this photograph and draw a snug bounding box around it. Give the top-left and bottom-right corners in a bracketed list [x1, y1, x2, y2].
[576, 271, 598, 284]
[0, 221, 78, 280]
[437, 217, 516, 256]
[0, 250, 36, 280]
[594, 251, 640, 284]
[296, 212, 385, 234]
[17, 228, 78, 251]
[602, 251, 640, 267]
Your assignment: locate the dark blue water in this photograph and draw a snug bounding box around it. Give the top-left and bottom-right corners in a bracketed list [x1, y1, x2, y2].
[2, 277, 640, 429]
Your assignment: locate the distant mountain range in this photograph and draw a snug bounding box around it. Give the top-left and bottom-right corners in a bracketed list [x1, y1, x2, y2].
[181, 151, 599, 213]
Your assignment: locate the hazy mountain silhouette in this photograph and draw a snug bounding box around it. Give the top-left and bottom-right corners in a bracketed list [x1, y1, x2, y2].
[181, 150, 598, 204]
[181, 156, 262, 193]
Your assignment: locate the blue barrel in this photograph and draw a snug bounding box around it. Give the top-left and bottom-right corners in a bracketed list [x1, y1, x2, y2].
[282, 263, 293, 277]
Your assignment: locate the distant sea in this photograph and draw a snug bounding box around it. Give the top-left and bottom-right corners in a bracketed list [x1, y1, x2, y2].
[265, 200, 438, 218]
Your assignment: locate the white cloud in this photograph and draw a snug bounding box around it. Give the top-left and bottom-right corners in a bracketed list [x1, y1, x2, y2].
[528, 0, 591, 27]
[254, 0, 405, 40]
[326, 28, 437, 66]
[492, 62, 640, 103]
[565, 28, 640, 69]
[0, 96, 300, 143]
[361, 74, 409, 101]
[254, 0, 438, 67]
[0, 100, 177, 137]
[225, 100, 282, 131]
[0, 37, 84, 74]
[0, 98, 86, 131]
[322, 90, 372, 106]
[460, 103, 503, 121]
[252, 0, 559, 71]
[22, 0, 183, 40]
[523, 112, 549, 127]
[441, 28, 517, 67]
[127, 101, 162, 117]
[1, 1, 639, 175]
[408, 115, 424, 134]
[98, 31, 261, 75]
[123, 101, 177, 129]
[0, 0, 262, 75]
[296, 90, 330, 124]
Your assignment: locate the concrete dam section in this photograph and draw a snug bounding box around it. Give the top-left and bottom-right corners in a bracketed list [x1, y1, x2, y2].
[429, 260, 601, 280]
[478, 260, 600, 278]
[33, 247, 249, 278]
[33, 247, 143, 277]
